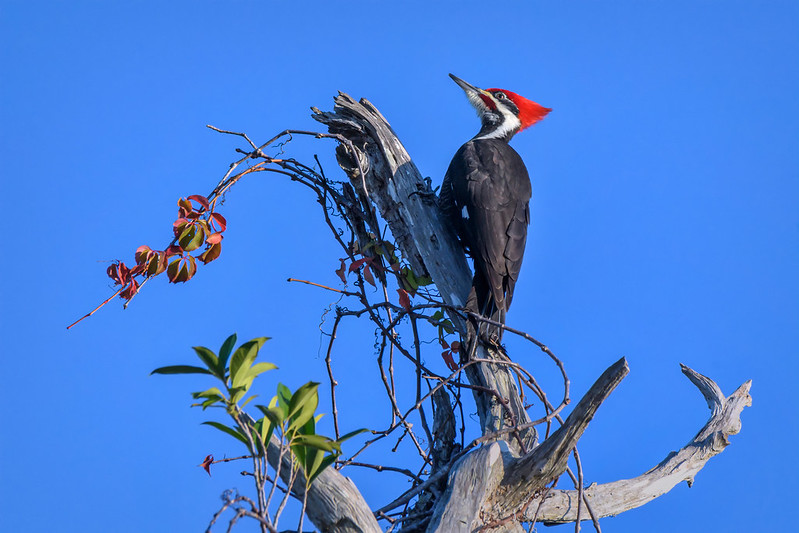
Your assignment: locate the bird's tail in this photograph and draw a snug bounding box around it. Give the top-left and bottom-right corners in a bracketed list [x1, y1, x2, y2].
[465, 273, 506, 352]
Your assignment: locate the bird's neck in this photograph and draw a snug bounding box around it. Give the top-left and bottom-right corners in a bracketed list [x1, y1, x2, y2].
[473, 113, 521, 142]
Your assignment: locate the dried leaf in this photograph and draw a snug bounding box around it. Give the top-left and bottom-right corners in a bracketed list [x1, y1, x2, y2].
[442, 350, 458, 372]
[335, 259, 347, 284]
[348, 258, 367, 273]
[120, 279, 139, 300]
[363, 265, 375, 287]
[397, 288, 411, 311]
[107, 264, 121, 284]
[107, 262, 132, 285]
[199, 454, 213, 476]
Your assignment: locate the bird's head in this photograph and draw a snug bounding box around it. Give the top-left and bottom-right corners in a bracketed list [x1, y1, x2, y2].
[449, 73, 551, 141]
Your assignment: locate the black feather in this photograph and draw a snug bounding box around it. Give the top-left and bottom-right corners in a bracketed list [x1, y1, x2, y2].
[440, 139, 531, 339]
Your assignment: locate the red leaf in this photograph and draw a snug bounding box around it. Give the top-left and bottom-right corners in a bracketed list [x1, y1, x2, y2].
[165, 245, 183, 257]
[397, 288, 411, 311]
[348, 258, 367, 272]
[210, 212, 227, 232]
[107, 264, 121, 284]
[119, 279, 139, 300]
[335, 259, 347, 284]
[173, 218, 190, 237]
[109, 262, 132, 285]
[363, 265, 375, 287]
[199, 454, 213, 476]
[450, 341, 461, 354]
[205, 232, 223, 245]
[442, 350, 458, 372]
[135, 245, 151, 265]
[187, 194, 210, 210]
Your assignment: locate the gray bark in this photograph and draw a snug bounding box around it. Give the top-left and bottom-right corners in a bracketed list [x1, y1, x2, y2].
[532, 365, 752, 524]
[427, 358, 628, 531]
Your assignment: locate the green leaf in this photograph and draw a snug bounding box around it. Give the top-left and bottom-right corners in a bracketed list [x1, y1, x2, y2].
[309, 454, 338, 484]
[241, 394, 258, 408]
[306, 448, 326, 485]
[202, 421, 250, 447]
[254, 416, 275, 448]
[191, 387, 225, 400]
[287, 382, 319, 433]
[199, 398, 221, 410]
[276, 384, 292, 417]
[229, 387, 247, 405]
[179, 225, 205, 252]
[229, 337, 270, 387]
[257, 405, 285, 427]
[192, 346, 219, 376]
[337, 427, 369, 443]
[415, 275, 433, 287]
[217, 333, 237, 376]
[293, 433, 337, 452]
[244, 362, 278, 380]
[151, 365, 213, 376]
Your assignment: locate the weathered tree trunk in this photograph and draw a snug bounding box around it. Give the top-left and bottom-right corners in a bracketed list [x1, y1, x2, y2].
[312, 94, 537, 452]
[282, 93, 754, 532]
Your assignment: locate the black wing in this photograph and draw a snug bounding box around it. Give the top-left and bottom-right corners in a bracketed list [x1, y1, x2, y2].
[441, 139, 531, 315]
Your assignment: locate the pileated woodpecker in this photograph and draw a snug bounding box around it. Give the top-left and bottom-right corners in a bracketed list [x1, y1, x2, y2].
[440, 74, 550, 341]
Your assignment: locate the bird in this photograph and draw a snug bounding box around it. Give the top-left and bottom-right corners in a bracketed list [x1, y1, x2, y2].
[439, 74, 550, 343]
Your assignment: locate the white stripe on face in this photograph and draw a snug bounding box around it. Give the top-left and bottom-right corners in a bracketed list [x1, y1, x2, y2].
[475, 98, 521, 140]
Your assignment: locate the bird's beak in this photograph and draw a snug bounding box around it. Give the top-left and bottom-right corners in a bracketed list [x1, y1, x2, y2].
[449, 73, 495, 116]
[449, 73, 489, 99]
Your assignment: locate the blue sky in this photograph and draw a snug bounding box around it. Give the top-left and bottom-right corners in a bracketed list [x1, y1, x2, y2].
[1, 2, 797, 532]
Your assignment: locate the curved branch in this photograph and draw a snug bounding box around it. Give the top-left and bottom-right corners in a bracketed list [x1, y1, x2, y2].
[425, 358, 628, 532]
[532, 364, 752, 524]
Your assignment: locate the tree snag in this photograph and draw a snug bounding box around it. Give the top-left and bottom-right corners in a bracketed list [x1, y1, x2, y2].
[305, 93, 751, 532]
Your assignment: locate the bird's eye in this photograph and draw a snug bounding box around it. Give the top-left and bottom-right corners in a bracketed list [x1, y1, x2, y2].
[495, 92, 505, 99]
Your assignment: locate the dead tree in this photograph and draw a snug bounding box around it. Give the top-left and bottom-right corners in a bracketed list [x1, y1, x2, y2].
[288, 94, 750, 532]
[107, 92, 751, 532]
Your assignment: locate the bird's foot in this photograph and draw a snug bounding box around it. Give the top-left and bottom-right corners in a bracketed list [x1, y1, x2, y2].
[409, 179, 438, 204]
[479, 331, 506, 355]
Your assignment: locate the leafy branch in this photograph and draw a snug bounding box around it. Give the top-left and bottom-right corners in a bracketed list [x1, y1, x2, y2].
[152, 333, 365, 533]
